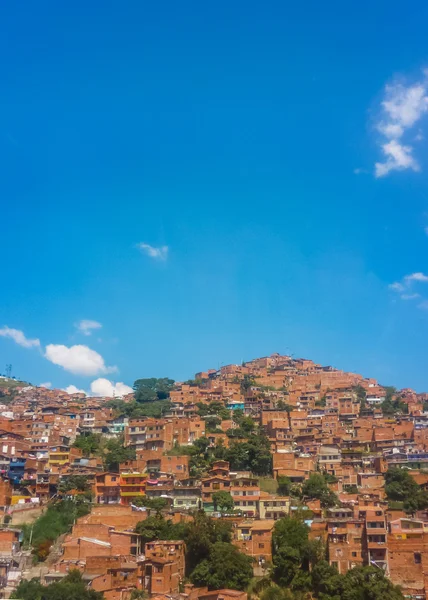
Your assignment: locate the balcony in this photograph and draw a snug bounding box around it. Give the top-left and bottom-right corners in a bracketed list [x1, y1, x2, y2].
[121, 491, 145, 497]
[367, 538, 387, 548]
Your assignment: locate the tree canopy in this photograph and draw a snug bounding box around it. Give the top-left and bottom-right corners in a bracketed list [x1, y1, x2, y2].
[103, 437, 136, 472]
[212, 490, 234, 513]
[135, 511, 233, 578]
[301, 473, 338, 508]
[190, 541, 253, 591]
[11, 570, 103, 600]
[22, 500, 91, 561]
[269, 516, 403, 600]
[385, 467, 428, 513]
[72, 433, 101, 457]
[133, 378, 175, 403]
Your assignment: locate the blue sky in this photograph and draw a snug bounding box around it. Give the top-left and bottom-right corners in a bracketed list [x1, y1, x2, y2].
[2, 1, 428, 394]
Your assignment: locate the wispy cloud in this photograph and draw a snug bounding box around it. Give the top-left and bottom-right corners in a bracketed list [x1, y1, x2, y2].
[76, 319, 102, 336]
[137, 243, 169, 261]
[404, 272, 428, 283]
[374, 72, 428, 177]
[389, 272, 428, 304]
[39, 382, 52, 388]
[0, 326, 40, 349]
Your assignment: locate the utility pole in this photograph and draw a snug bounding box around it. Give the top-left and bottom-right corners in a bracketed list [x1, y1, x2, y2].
[5, 365, 12, 379]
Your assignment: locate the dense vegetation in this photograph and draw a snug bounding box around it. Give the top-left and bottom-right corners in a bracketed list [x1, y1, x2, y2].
[381, 387, 408, 415]
[301, 473, 339, 508]
[264, 515, 404, 600]
[72, 433, 135, 472]
[167, 429, 272, 477]
[134, 511, 403, 598]
[22, 500, 91, 561]
[133, 377, 175, 403]
[135, 511, 252, 589]
[12, 570, 103, 600]
[385, 467, 428, 513]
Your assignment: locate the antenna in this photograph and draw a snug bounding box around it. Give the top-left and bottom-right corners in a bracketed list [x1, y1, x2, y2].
[5, 364, 12, 379]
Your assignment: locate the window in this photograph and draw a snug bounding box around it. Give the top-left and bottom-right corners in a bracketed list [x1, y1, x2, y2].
[259, 543, 265, 548]
[415, 553, 422, 564]
[352, 552, 357, 557]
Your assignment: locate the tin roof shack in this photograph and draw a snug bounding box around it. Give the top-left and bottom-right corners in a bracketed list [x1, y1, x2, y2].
[388, 517, 428, 599]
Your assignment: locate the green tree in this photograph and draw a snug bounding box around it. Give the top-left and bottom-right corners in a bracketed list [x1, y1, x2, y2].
[72, 433, 101, 457]
[133, 378, 175, 403]
[11, 569, 103, 600]
[212, 491, 234, 513]
[22, 500, 90, 561]
[277, 476, 292, 496]
[106, 398, 171, 419]
[340, 565, 404, 600]
[190, 542, 253, 591]
[206, 416, 222, 433]
[240, 375, 257, 393]
[225, 432, 272, 475]
[385, 468, 428, 512]
[135, 515, 187, 546]
[58, 475, 91, 497]
[103, 437, 136, 472]
[301, 473, 338, 508]
[183, 511, 232, 574]
[134, 496, 169, 516]
[130, 591, 148, 600]
[259, 585, 295, 600]
[272, 517, 311, 587]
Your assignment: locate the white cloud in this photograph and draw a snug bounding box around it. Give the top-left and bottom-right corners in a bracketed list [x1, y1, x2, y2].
[64, 385, 87, 395]
[389, 282, 405, 292]
[404, 272, 428, 283]
[390, 272, 428, 304]
[45, 344, 117, 376]
[0, 326, 40, 349]
[76, 319, 102, 336]
[375, 140, 419, 177]
[137, 243, 169, 261]
[377, 123, 404, 139]
[89, 378, 133, 398]
[382, 83, 428, 128]
[374, 74, 428, 177]
[39, 382, 52, 388]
